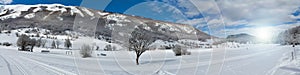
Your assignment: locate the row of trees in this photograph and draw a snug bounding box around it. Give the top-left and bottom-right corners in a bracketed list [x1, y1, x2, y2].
[17, 34, 72, 51]
[50, 38, 72, 49]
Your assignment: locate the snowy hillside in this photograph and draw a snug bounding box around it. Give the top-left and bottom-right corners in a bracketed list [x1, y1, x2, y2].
[0, 4, 212, 44]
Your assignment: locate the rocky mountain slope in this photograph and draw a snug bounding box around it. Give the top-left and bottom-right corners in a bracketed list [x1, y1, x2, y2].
[0, 4, 212, 44]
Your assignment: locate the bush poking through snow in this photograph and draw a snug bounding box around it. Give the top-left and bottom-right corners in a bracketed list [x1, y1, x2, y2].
[173, 44, 191, 56]
[80, 44, 93, 58]
[2, 42, 12, 46]
[17, 34, 31, 51]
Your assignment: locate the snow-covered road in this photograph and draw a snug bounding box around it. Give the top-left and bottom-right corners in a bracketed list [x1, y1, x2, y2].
[0, 44, 293, 75]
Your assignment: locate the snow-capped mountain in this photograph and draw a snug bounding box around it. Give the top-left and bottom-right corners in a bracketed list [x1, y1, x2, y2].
[0, 4, 212, 44]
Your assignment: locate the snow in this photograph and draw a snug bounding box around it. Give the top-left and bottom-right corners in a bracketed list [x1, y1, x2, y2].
[0, 8, 8, 15]
[0, 55, 11, 75]
[0, 39, 294, 75]
[180, 26, 194, 34]
[158, 23, 180, 32]
[106, 14, 130, 22]
[0, 28, 297, 75]
[267, 46, 300, 75]
[0, 4, 86, 20]
[24, 13, 35, 19]
[33, 7, 41, 12]
[45, 4, 67, 13]
[98, 12, 109, 16]
[0, 10, 21, 20]
[81, 8, 94, 16]
[56, 16, 63, 21]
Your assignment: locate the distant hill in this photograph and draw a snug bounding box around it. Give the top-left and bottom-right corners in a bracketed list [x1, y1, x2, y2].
[226, 33, 257, 43]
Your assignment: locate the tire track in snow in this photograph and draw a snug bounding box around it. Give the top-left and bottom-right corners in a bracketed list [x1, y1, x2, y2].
[19, 56, 78, 75]
[6, 56, 30, 75]
[0, 55, 13, 75]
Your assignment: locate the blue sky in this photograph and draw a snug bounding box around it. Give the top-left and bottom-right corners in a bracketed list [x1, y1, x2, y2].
[1, 0, 300, 37]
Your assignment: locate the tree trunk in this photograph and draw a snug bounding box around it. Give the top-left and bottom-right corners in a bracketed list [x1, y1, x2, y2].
[136, 55, 140, 65]
[31, 46, 34, 52]
[21, 46, 25, 51]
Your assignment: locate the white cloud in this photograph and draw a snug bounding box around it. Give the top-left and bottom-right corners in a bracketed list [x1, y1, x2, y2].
[146, 0, 300, 37]
[225, 22, 300, 37]
[226, 20, 248, 26]
[162, 0, 300, 37]
[207, 19, 222, 25]
[216, 0, 300, 26]
[163, 0, 300, 26]
[0, 0, 12, 4]
[145, 1, 207, 27]
[176, 18, 206, 27]
[176, 0, 201, 17]
[290, 15, 300, 19]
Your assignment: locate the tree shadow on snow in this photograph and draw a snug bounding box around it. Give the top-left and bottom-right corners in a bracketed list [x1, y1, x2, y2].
[139, 58, 177, 65]
[280, 66, 300, 72]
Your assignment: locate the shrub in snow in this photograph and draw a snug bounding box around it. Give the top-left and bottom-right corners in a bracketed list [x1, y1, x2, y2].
[104, 44, 116, 51]
[17, 34, 31, 51]
[80, 44, 93, 58]
[2, 42, 12, 46]
[173, 44, 191, 56]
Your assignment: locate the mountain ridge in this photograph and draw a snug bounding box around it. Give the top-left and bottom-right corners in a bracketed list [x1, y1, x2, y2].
[0, 4, 213, 44]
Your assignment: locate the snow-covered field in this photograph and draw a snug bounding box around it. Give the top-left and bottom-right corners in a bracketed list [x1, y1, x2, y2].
[0, 44, 295, 75]
[0, 28, 298, 75]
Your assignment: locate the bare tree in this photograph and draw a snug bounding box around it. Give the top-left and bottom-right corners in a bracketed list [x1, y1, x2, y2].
[51, 40, 56, 49]
[56, 40, 61, 49]
[36, 38, 42, 47]
[29, 39, 36, 52]
[41, 39, 47, 48]
[128, 28, 155, 65]
[17, 34, 30, 51]
[64, 38, 72, 49]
